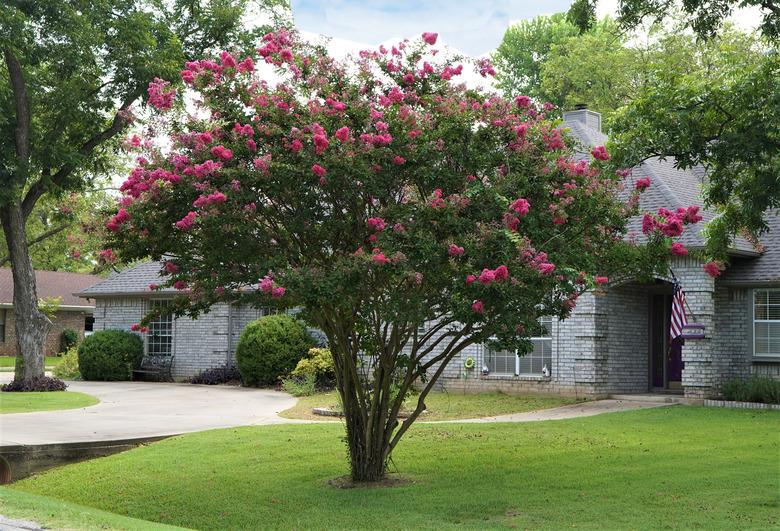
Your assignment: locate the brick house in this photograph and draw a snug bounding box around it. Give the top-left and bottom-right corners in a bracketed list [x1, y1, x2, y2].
[77, 110, 780, 397]
[0, 269, 99, 357]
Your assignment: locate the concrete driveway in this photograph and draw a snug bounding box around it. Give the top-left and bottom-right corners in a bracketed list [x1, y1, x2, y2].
[0, 378, 298, 445]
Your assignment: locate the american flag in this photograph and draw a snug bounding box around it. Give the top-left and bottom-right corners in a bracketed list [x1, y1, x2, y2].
[670, 283, 688, 340]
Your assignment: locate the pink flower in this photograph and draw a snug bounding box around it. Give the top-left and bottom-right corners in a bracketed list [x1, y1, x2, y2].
[175, 211, 198, 230]
[259, 277, 274, 294]
[147, 78, 176, 111]
[422, 32, 438, 45]
[494, 265, 509, 281]
[220, 50, 238, 69]
[173, 280, 188, 290]
[635, 177, 651, 191]
[335, 126, 350, 142]
[272, 287, 286, 298]
[448, 244, 465, 257]
[372, 251, 389, 265]
[703, 261, 722, 278]
[466, 274, 476, 285]
[313, 133, 329, 155]
[515, 95, 532, 108]
[538, 262, 556, 276]
[595, 276, 609, 285]
[367, 217, 386, 232]
[130, 323, 141, 332]
[478, 268, 496, 285]
[641, 213, 657, 234]
[211, 145, 233, 161]
[392, 223, 406, 234]
[471, 300, 484, 314]
[312, 164, 327, 177]
[148, 283, 158, 290]
[683, 205, 703, 224]
[237, 57, 255, 73]
[392, 155, 406, 165]
[99, 248, 116, 263]
[591, 145, 610, 161]
[670, 242, 689, 256]
[164, 262, 179, 273]
[509, 198, 530, 217]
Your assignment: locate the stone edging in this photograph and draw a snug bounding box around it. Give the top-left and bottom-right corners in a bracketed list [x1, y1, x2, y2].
[704, 399, 780, 410]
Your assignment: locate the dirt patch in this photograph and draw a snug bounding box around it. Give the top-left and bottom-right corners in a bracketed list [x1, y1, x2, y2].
[327, 474, 413, 489]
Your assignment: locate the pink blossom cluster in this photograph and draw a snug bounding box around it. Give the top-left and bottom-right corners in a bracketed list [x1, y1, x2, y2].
[259, 276, 286, 298]
[703, 261, 722, 278]
[99, 248, 116, 263]
[635, 177, 651, 191]
[642, 206, 702, 237]
[367, 217, 386, 232]
[175, 211, 198, 231]
[131, 323, 149, 333]
[106, 208, 131, 232]
[591, 145, 610, 161]
[211, 145, 233, 161]
[503, 197, 531, 231]
[147, 78, 176, 111]
[448, 244, 465, 257]
[193, 191, 227, 208]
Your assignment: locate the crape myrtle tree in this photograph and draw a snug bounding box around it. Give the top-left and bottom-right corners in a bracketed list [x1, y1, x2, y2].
[0, 0, 289, 384]
[108, 30, 700, 482]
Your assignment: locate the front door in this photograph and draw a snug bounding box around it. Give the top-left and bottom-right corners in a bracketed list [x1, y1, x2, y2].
[650, 293, 683, 390]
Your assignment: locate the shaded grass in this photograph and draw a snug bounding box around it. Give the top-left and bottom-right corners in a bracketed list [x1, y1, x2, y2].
[280, 390, 579, 421]
[0, 356, 63, 371]
[0, 488, 186, 530]
[12, 407, 780, 530]
[0, 391, 98, 414]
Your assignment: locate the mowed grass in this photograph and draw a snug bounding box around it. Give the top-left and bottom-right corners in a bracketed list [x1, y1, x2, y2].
[0, 356, 63, 371]
[12, 407, 779, 530]
[280, 390, 579, 421]
[0, 488, 186, 531]
[0, 391, 98, 414]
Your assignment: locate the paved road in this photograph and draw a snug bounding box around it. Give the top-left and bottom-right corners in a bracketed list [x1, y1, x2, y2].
[0, 378, 298, 445]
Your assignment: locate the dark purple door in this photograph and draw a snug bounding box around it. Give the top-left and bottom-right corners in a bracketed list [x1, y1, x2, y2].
[667, 337, 683, 383]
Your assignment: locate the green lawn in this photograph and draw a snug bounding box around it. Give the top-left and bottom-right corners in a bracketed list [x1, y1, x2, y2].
[0, 356, 63, 371]
[281, 390, 579, 421]
[0, 391, 98, 414]
[0, 488, 186, 531]
[10, 407, 779, 530]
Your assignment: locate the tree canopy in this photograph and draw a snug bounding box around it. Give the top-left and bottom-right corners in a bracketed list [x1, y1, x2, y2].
[107, 29, 699, 481]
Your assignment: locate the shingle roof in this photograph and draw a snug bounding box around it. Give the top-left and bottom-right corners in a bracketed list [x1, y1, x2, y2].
[0, 268, 99, 308]
[720, 212, 780, 284]
[563, 111, 780, 283]
[77, 261, 172, 297]
[562, 113, 758, 255]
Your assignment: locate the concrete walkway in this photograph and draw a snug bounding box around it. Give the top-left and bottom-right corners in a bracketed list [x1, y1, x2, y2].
[433, 398, 673, 424]
[0, 378, 298, 445]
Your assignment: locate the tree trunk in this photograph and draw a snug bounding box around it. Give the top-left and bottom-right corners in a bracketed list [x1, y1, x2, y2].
[1, 202, 50, 383]
[341, 389, 391, 482]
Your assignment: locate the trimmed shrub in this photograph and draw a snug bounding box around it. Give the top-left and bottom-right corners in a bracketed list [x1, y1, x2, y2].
[291, 347, 335, 389]
[78, 329, 143, 381]
[59, 328, 79, 354]
[235, 315, 315, 387]
[281, 373, 317, 396]
[53, 347, 81, 380]
[722, 376, 780, 404]
[1, 376, 67, 392]
[190, 363, 241, 385]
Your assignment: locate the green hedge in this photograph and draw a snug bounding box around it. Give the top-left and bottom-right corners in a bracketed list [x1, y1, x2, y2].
[236, 315, 315, 387]
[722, 376, 780, 405]
[78, 330, 143, 381]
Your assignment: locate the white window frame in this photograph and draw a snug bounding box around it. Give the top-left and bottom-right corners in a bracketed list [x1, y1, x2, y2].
[753, 288, 780, 359]
[145, 299, 174, 357]
[485, 317, 553, 376]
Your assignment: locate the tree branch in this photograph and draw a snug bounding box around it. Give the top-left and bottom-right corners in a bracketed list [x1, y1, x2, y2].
[21, 90, 141, 219]
[0, 222, 70, 267]
[4, 48, 31, 182]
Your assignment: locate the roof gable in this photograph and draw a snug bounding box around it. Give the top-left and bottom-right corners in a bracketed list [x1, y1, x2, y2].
[0, 268, 100, 308]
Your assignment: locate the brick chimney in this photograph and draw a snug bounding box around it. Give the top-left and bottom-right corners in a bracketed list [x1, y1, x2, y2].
[562, 106, 602, 133]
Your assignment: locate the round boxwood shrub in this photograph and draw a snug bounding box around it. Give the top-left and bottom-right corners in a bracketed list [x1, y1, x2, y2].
[236, 315, 315, 387]
[59, 328, 79, 354]
[78, 329, 143, 381]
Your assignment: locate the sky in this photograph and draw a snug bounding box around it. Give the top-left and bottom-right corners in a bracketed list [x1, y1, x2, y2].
[291, 0, 764, 57]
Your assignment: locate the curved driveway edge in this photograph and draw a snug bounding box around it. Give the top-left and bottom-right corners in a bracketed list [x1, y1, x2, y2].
[0, 381, 299, 446]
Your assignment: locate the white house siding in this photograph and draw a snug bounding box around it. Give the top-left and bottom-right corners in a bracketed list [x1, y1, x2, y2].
[604, 285, 650, 393]
[712, 286, 752, 385]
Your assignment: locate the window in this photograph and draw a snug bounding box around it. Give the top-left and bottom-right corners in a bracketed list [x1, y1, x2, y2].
[754, 289, 780, 358]
[147, 300, 173, 356]
[485, 317, 553, 376]
[0, 309, 5, 343]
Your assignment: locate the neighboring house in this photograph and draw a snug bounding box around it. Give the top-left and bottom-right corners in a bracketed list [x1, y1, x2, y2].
[77, 262, 272, 380]
[0, 268, 99, 357]
[79, 109, 780, 398]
